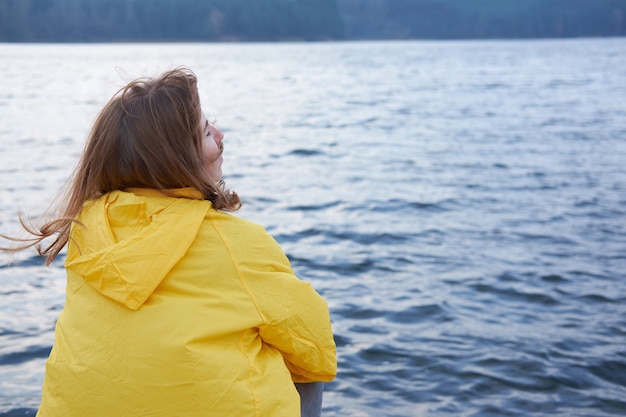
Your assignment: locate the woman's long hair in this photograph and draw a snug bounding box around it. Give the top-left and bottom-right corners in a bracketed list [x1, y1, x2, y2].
[1, 67, 241, 265]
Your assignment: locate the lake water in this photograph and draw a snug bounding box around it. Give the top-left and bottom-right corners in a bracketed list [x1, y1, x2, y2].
[1, 38, 625, 416]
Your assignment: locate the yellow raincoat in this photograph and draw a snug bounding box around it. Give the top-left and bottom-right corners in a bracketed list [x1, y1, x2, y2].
[37, 188, 337, 417]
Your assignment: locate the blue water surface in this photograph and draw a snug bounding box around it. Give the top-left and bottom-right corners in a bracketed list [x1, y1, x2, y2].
[1, 38, 625, 416]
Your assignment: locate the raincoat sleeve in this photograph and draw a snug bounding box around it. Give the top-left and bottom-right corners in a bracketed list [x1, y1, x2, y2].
[237, 226, 337, 383]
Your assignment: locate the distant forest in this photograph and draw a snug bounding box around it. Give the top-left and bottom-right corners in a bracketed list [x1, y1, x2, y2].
[1, 0, 625, 42]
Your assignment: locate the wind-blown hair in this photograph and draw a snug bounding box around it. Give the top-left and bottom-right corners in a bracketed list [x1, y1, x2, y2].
[1, 67, 241, 265]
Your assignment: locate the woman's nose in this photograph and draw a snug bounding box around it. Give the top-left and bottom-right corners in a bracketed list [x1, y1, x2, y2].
[213, 127, 224, 143]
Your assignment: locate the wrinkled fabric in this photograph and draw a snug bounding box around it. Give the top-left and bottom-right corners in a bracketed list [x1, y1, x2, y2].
[36, 188, 336, 417]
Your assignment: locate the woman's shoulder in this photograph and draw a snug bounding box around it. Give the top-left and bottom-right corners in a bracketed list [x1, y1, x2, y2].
[207, 210, 284, 249]
[206, 209, 269, 236]
[204, 211, 292, 271]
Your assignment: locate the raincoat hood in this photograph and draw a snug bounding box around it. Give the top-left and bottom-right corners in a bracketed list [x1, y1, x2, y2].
[64, 188, 210, 310]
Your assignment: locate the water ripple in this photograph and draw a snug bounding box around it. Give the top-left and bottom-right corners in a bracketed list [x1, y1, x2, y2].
[2, 39, 626, 417]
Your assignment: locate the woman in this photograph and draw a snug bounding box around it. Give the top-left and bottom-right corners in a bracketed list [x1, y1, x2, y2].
[2, 67, 336, 416]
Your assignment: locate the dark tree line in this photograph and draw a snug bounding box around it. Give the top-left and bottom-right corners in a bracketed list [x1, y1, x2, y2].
[1, 0, 625, 42]
[0, 0, 345, 41]
[338, 0, 626, 40]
